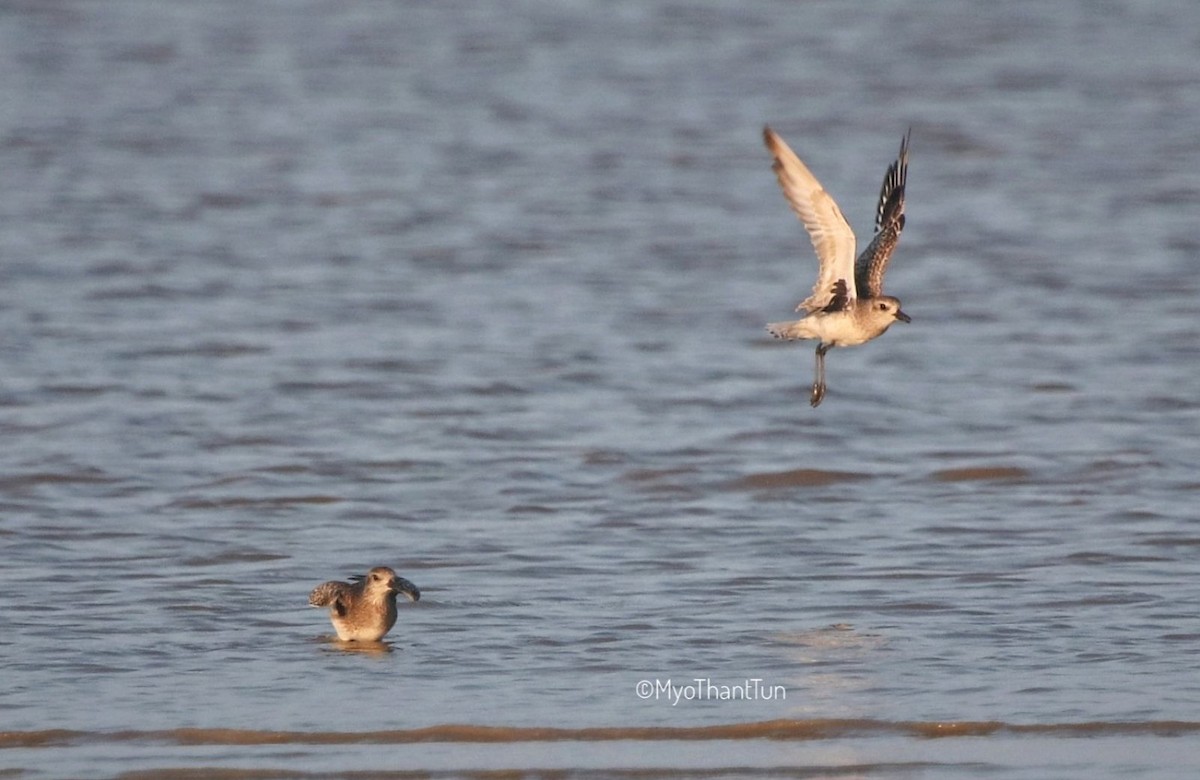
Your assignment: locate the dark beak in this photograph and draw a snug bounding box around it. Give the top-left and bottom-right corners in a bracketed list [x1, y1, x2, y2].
[392, 577, 421, 602]
[895, 309, 911, 323]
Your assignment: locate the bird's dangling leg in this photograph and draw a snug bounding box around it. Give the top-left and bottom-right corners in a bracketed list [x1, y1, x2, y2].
[810, 344, 828, 407]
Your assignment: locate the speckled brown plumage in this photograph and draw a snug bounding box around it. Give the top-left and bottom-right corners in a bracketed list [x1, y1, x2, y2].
[308, 566, 420, 641]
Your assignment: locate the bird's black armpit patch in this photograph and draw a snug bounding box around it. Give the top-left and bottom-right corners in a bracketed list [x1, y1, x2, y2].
[822, 279, 850, 313]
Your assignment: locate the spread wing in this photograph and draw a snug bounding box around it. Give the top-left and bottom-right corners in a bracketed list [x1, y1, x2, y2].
[763, 126, 858, 313]
[308, 580, 353, 617]
[854, 130, 909, 299]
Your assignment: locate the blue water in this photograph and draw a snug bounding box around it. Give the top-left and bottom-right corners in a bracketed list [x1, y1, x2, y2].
[2, 0, 1199, 777]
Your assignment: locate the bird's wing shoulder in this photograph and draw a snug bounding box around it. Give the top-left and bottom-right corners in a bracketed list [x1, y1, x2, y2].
[763, 126, 858, 313]
[309, 581, 354, 616]
[855, 130, 909, 299]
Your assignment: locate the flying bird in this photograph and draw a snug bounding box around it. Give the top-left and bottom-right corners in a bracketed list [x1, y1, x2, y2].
[309, 566, 420, 642]
[763, 126, 911, 407]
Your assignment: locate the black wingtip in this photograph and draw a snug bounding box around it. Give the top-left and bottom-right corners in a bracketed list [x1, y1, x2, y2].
[762, 124, 779, 150]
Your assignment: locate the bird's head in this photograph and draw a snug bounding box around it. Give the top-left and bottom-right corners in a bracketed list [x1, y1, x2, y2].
[873, 296, 910, 324]
[365, 566, 421, 602]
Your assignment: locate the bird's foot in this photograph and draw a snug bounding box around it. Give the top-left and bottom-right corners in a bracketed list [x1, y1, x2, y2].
[810, 381, 826, 407]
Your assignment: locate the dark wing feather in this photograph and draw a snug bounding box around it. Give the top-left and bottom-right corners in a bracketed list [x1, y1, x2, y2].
[854, 130, 909, 299]
[820, 279, 851, 313]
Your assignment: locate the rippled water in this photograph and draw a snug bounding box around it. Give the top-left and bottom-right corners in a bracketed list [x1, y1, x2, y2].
[2, 0, 1199, 777]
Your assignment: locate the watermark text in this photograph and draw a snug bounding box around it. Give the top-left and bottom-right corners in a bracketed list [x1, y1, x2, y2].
[635, 677, 786, 706]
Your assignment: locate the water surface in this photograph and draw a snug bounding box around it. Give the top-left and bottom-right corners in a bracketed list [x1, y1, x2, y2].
[1, 0, 1199, 777]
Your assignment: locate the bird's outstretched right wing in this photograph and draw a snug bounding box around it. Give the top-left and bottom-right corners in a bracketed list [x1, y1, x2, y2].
[308, 581, 352, 617]
[763, 126, 858, 313]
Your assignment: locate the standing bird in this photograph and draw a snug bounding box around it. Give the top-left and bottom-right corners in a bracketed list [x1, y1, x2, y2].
[308, 566, 420, 642]
[763, 126, 912, 407]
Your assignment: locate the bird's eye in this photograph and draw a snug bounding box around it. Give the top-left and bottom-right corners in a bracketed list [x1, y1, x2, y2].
[877, 302, 888, 310]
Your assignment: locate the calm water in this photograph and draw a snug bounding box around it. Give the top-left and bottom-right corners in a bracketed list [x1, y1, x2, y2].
[2, 0, 1199, 777]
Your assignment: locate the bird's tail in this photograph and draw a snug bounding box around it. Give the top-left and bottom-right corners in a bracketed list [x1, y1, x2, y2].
[766, 319, 813, 341]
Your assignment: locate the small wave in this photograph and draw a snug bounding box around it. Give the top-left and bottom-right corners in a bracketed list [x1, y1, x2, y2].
[729, 469, 868, 490]
[929, 466, 1030, 482]
[0, 468, 118, 489]
[7, 719, 1199, 749]
[168, 495, 342, 510]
